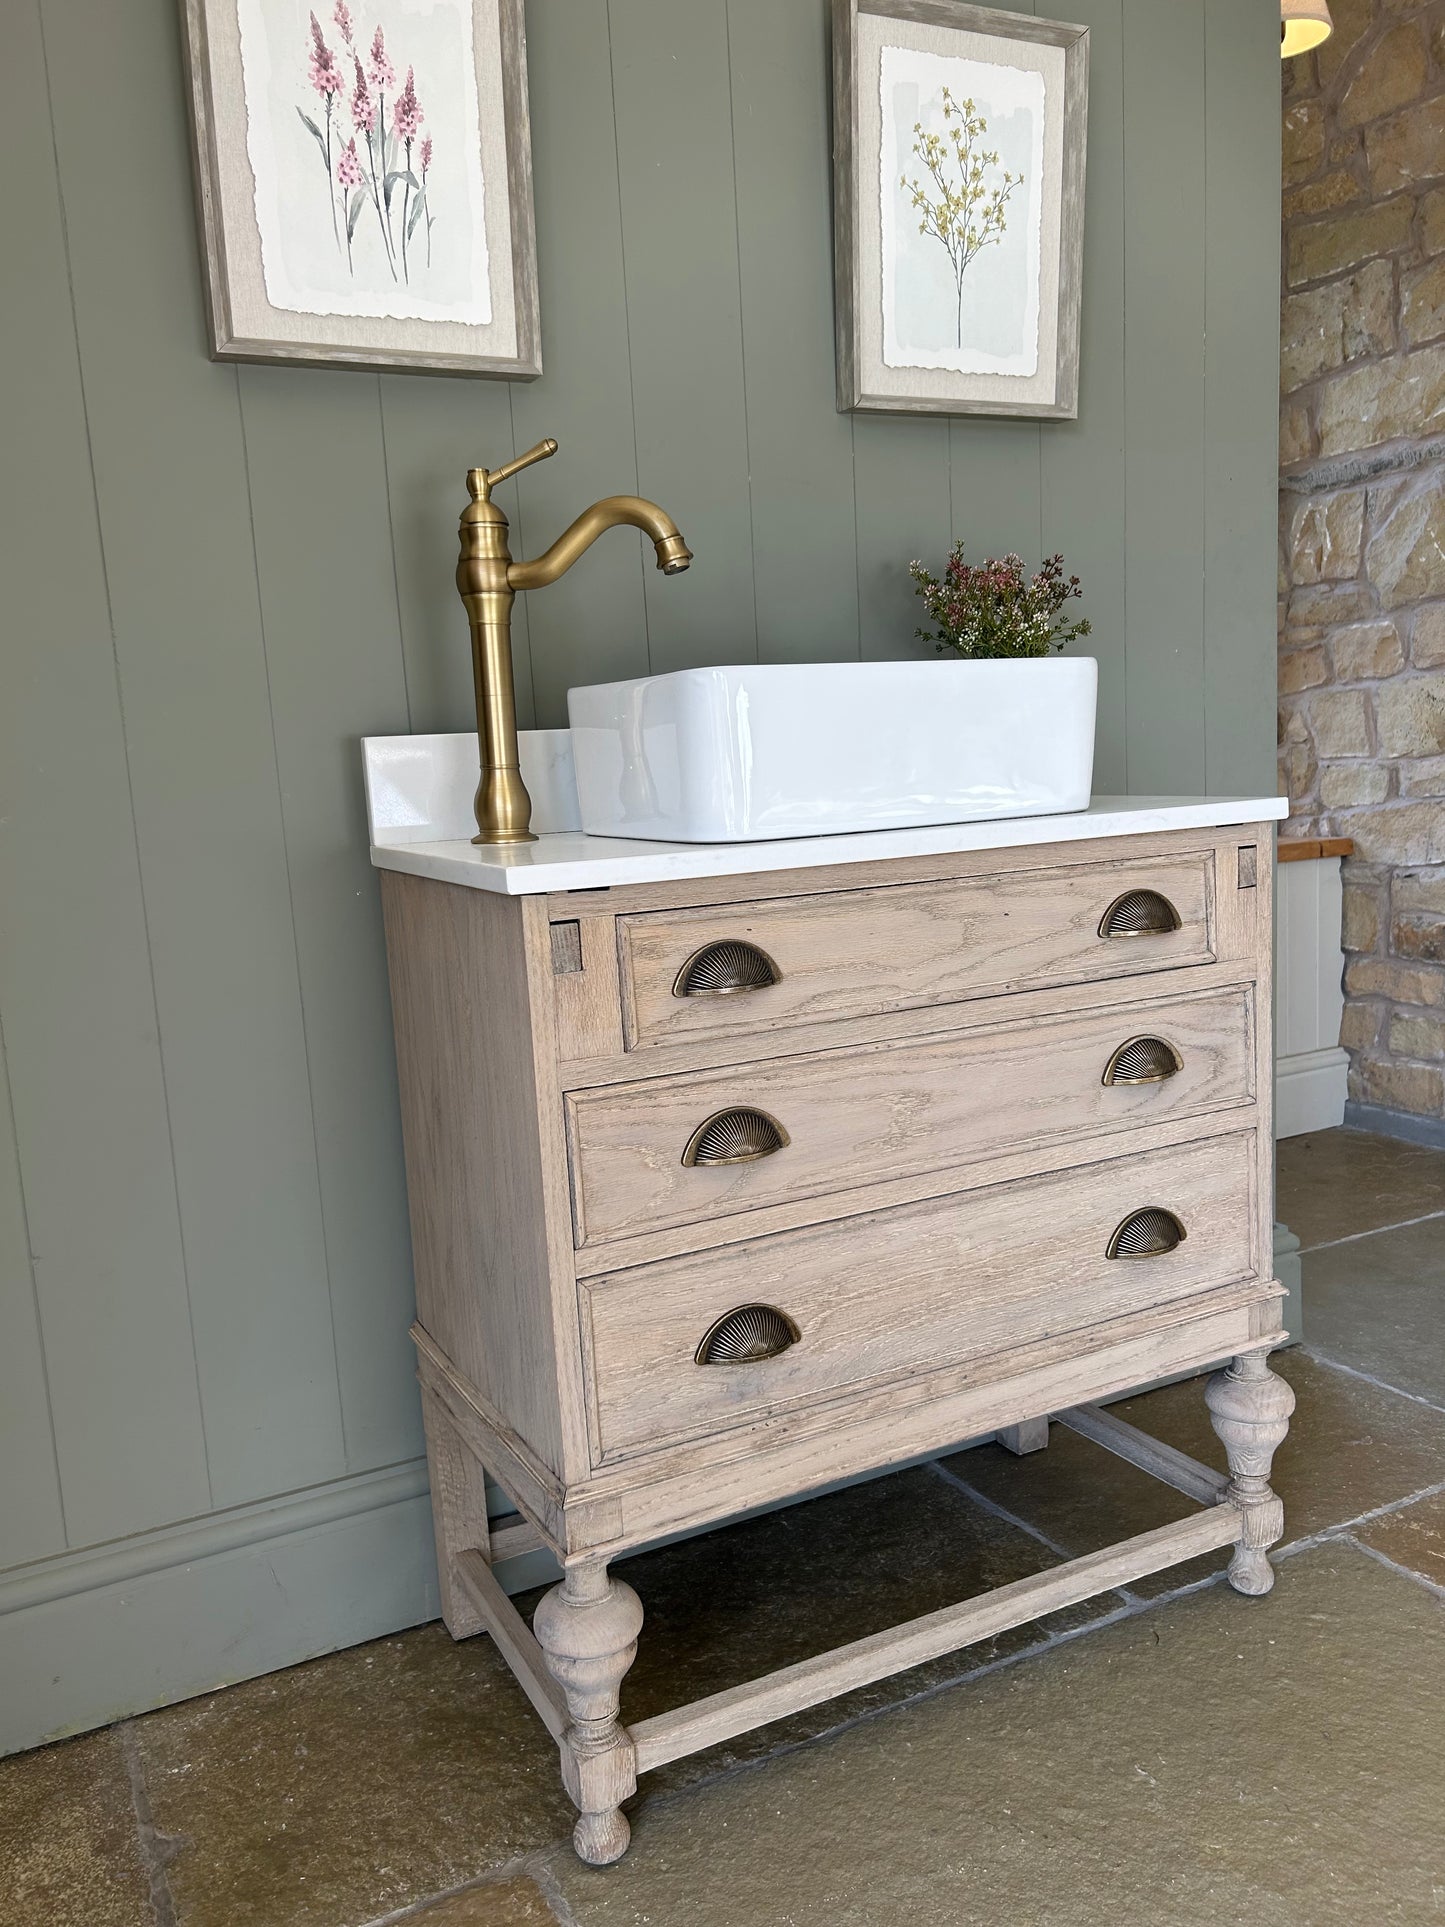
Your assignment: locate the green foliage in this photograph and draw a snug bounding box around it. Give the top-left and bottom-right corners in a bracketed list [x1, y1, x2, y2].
[910, 545, 1092, 661]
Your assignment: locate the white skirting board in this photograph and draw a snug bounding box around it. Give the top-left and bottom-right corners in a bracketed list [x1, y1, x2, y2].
[1275, 855, 1348, 1139]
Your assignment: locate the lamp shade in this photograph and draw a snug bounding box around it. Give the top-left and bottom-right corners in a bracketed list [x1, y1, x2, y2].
[1281, 0, 1333, 58]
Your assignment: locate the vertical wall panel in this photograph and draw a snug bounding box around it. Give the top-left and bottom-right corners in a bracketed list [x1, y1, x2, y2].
[511, 0, 650, 723]
[1041, 0, 1127, 794]
[609, 0, 758, 670]
[0, 1035, 66, 1566]
[855, 418, 953, 658]
[42, 0, 347, 1508]
[1204, 0, 1283, 795]
[944, 0, 1042, 578]
[0, 0, 210, 1546]
[238, 366, 422, 1470]
[730, 0, 860, 663]
[1122, 0, 1208, 794]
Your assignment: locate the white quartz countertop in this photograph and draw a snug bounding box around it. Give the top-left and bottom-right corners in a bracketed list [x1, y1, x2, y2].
[363, 732, 1288, 898]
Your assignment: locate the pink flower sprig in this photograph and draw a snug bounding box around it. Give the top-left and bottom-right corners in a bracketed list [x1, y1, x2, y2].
[393, 65, 423, 141]
[419, 134, 432, 176]
[307, 12, 343, 96]
[367, 25, 395, 93]
[333, 0, 354, 45]
[909, 545, 1091, 660]
[336, 137, 364, 188]
[350, 56, 376, 133]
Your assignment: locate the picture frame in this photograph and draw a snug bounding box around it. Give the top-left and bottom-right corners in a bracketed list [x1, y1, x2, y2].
[832, 0, 1088, 419]
[179, 0, 541, 378]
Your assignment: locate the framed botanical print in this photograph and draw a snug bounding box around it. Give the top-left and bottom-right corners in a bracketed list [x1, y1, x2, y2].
[832, 0, 1088, 418]
[179, 0, 541, 377]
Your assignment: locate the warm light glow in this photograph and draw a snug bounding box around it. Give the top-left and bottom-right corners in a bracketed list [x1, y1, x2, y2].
[1281, 0, 1333, 58]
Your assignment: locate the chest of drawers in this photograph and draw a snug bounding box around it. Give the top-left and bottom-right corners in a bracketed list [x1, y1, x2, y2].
[373, 792, 1294, 1866]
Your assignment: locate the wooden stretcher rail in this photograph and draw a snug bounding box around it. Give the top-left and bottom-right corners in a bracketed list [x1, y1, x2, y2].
[454, 1549, 568, 1741]
[1057, 1402, 1230, 1505]
[628, 1504, 1243, 1774]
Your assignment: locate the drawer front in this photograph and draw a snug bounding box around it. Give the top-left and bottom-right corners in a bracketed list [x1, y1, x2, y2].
[568, 985, 1253, 1250]
[617, 853, 1214, 1050]
[580, 1132, 1256, 1462]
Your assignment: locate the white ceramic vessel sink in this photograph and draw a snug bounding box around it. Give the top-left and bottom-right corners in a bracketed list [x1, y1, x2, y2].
[567, 657, 1098, 843]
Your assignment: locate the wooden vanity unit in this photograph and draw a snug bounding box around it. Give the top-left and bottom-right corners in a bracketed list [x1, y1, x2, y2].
[367, 751, 1293, 1867]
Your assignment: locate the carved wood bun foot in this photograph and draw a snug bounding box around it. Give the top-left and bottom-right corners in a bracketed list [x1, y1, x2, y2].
[1206, 1350, 1295, 1597]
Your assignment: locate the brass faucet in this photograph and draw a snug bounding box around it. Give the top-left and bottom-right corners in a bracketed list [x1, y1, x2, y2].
[456, 437, 692, 844]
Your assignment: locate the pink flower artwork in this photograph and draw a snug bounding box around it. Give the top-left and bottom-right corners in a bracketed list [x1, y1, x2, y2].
[297, 11, 439, 286]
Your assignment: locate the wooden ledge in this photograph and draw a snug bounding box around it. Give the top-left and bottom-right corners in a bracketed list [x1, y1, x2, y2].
[1278, 837, 1354, 863]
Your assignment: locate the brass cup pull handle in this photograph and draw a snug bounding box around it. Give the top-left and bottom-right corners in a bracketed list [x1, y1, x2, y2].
[1102, 1035, 1183, 1086]
[1098, 889, 1183, 938]
[682, 1107, 790, 1168]
[696, 1304, 800, 1365]
[673, 939, 782, 998]
[1106, 1207, 1187, 1259]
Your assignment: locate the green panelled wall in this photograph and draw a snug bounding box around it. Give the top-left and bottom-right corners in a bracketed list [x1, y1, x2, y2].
[0, 0, 1281, 1745]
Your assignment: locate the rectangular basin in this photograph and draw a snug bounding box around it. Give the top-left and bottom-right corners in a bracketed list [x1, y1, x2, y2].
[567, 657, 1097, 843]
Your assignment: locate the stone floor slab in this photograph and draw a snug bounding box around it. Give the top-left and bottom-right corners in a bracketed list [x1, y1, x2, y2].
[543, 1545, 1445, 1926]
[0, 1728, 151, 1927]
[1353, 1487, 1445, 1591]
[401, 1875, 559, 1924]
[1110, 1349, 1445, 1543]
[1301, 1216, 1445, 1403]
[1276, 1128, 1445, 1250]
[946, 1348, 1445, 1596]
[132, 1624, 575, 1927]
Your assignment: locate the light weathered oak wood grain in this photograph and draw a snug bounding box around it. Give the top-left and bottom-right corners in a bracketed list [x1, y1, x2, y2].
[581, 1132, 1256, 1463]
[568, 984, 1252, 1249]
[383, 874, 567, 1471]
[422, 1386, 492, 1639]
[574, 1102, 1260, 1278]
[558, 951, 1260, 1092]
[618, 850, 1214, 1050]
[381, 820, 1280, 1862]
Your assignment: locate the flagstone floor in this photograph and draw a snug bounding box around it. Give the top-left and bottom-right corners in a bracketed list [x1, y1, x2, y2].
[5, 1127, 1444, 1927]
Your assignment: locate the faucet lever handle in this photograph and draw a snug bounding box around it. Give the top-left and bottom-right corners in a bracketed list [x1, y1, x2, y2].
[481, 438, 558, 494]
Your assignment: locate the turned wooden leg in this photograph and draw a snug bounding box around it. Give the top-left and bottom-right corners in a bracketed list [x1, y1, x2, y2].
[1205, 1350, 1295, 1597]
[420, 1387, 491, 1639]
[997, 1416, 1050, 1456]
[534, 1561, 644, 1866]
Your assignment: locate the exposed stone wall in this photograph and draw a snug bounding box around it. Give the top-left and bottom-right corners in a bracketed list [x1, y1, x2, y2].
[1280, 0, 1445, 1122]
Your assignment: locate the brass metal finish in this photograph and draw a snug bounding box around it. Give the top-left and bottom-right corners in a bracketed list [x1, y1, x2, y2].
[456, 439, 692, 844]
[681, 1107, 791, 1168]
[1098, 889, 1183, 938]
[694, 1304, 801, 1366]
[1106, 1207, 1187, 1259]
[1101, 1035, 1183, 1087]
[672, 939, 782, 999]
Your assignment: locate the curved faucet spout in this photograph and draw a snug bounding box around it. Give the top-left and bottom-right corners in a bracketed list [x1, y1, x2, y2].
[508, 495, 693, 592]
